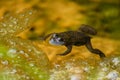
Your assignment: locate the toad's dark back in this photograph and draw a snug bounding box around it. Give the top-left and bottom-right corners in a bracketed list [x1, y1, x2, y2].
[57, 31, 91, 46]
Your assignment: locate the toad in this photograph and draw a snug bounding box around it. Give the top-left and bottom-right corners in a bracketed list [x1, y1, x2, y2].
[43, 24, 105, 58]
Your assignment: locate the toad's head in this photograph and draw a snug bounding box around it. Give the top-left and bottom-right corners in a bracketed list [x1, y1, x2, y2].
[49, 33, 65, 45]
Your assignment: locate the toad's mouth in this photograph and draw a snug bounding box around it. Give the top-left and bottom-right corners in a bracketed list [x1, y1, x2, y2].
[49, 38, 64, 45]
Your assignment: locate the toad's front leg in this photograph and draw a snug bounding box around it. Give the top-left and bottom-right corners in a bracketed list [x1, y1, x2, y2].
[57, 45, 72, 56]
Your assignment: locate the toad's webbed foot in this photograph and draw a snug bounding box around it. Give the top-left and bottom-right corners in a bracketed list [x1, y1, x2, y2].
[57, 45, 72, 56]
[85, 39, 105, 58]
[92, 49, 105, 57]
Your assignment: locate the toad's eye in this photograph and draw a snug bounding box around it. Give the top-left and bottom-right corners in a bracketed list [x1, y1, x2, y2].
[58, 38, 64, 42]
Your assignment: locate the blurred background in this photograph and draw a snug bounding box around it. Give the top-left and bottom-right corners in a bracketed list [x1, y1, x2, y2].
[0, 0, 120, 62]
[0, 0, 119, 39]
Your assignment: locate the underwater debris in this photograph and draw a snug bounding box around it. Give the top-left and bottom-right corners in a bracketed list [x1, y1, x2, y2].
[49, 56, 120, 80]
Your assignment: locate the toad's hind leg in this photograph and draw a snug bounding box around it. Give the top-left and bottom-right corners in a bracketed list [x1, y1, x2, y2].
[85, 39, 105, 58]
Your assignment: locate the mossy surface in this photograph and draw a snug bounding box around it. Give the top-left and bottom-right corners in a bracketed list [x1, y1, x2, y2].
[0, 9, 50, 80]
